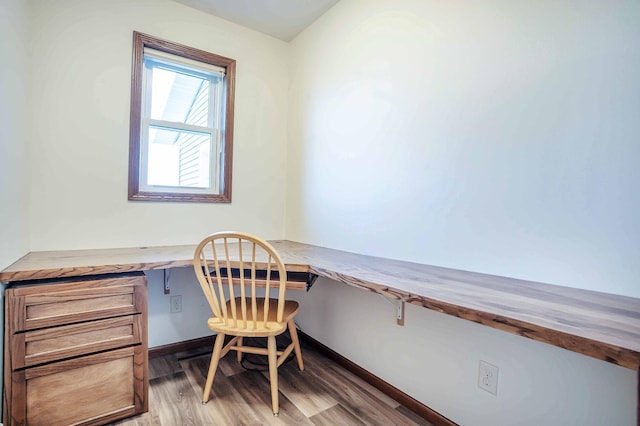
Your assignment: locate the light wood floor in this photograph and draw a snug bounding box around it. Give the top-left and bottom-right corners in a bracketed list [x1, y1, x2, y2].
[111, 338, 433, 426]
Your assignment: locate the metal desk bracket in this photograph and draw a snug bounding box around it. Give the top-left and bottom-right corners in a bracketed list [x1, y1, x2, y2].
[306, 273, 318, 292]
[396, 300, 405, 326]
[380, 295, 405, 326]
[163, 269, 171, 294]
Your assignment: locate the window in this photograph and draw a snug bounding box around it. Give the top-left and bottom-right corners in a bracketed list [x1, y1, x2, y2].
[128, 32, 235, 202]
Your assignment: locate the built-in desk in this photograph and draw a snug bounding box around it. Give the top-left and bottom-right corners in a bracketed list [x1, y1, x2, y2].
[2, 240, 640, 423]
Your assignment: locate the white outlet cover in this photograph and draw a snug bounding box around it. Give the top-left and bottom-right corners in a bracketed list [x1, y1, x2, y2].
[170, 295, 182, 313]
[478, 360, 499, 395]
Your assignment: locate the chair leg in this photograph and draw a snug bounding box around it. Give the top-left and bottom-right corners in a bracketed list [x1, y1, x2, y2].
[236, 336, 243, 362]
[267, 335, 279, 416]
[288, 319, 304, 371]
[202, 332, 225, 404]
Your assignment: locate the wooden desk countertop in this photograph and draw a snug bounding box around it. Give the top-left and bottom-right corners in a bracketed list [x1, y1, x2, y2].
[1, 240, 639, 371]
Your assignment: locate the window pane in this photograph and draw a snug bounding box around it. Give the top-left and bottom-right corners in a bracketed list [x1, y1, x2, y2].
[148, 64, 211, 127]
[146, 127, 212, 189]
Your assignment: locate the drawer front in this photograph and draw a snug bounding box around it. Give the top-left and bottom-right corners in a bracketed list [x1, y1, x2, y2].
[9, 346, 147, 426]
[6, 274, 146, 332]
[12, 314, 143, 369]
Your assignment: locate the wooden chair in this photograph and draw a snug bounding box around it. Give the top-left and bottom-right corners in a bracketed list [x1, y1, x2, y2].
[192, 231, 304, 416]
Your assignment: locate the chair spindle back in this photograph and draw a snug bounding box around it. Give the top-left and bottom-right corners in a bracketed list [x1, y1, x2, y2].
[193, 232, 288, 329]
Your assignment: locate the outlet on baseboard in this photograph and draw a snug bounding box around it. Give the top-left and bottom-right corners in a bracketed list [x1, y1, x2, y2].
[170, 295, 182, 313]
[478, 360, 498, 395]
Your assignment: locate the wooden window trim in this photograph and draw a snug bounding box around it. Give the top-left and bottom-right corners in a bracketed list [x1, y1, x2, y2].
[128, 31, 235, 203]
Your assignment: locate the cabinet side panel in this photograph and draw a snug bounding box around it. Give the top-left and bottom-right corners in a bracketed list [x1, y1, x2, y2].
[134, 276, 149, 412]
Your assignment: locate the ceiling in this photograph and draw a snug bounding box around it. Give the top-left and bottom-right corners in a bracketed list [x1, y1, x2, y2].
[174, 0, 341, 42]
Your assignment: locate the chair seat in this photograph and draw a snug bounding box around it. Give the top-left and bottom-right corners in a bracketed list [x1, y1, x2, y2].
[207, 298, 300, 336]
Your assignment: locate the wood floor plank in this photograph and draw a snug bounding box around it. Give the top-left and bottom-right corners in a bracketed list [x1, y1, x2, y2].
[181, 355, 312, 425]
[230, 362, 314, 425]
[148, 355, 181, 381]
[112, 371, 206, 426]
[299, 351, 428, 425]
[267, 363, 339, 417]
[396, 405, 435, 426]
[150, 371, 212, 425]
[302, 343, 401, 409]
[219, 353, 251, 377]
[110, 341, 435, 425]
[309, 404, 367, 426]
[180, 355, 264, 425]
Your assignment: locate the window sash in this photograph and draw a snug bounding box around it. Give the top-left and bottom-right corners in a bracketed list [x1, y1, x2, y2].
[139, 123, 221, 193]
[144, 47, 226, 77]
[139, 53, 223, 194]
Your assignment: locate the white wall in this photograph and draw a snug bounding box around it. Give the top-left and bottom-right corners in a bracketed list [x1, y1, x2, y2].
[287, 0, 639, 424]
[292, 279, 636, 425]
[0, 0, 30, 270]
[27, 0, 290, 251]
[146, 268, 213, 348]
[288, 0, 640, 299]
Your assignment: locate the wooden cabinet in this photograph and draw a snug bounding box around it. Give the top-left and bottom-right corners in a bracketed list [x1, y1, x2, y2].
[3, 273, 148, 426]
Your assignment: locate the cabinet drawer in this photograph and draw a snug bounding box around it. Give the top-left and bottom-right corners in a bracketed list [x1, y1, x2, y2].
[6, 274, 146, 332]
[8, 346, 147, 426]
[12, 314, 143, 369]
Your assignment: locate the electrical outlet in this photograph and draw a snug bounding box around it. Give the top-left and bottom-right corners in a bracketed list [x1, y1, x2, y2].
[478, 360, 498, 395]
[170, 295, 182, 313]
